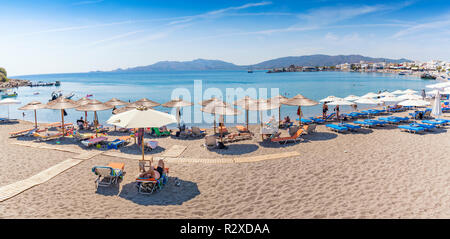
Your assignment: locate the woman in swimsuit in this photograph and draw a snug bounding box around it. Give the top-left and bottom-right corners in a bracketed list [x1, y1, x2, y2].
[139, 159, 166, 179]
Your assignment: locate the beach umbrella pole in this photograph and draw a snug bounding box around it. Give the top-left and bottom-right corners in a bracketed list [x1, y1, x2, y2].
[61, 109, 65, 135]
[34, 109, 37, 128]
[246, 109, 249, 129]
[278, 106, 281, 128]
[141, 129, 145, 161]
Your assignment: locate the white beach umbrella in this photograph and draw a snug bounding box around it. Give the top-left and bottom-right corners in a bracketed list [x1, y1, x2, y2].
[398, 99, 430, 107]
[431, 92, 442, 118]
[344, 95, 360, 101]
[403, 89, 418, 94]
[319, 96, 342, 103]
[0, 98, 21, 119]
[426, 82, 450, 89]
[354, 98, 380, 105]
[379, 95, 402, 103]
[391, 90, 405, 95]
[326, 99, 355, 106]
[377, 91, 391, 97]
[361, 92, 378, 98]
[107, 106, 177, 161]
[397, 94, 422, 100]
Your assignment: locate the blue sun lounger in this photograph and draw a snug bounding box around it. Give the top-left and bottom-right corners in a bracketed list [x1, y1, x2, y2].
[326, 124, 348, 133]
[379, 117, 401, 124]
[398, 125, 425, 134]
[422, 119, 448, 127]
[353, 120, 377, 128]
[107, 139, 126, 149]
[365, 119, 388, 126]
[300, 118, 313, 124]
[339, 123, 361, 131]
[410, 123, 435, 131]
[389, 116, 409, 122]
[309, 117, 325, 124]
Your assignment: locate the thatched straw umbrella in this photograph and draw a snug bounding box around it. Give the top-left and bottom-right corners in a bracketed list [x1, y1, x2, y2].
[268, 95, 289, 128]
[75, 100, 113, 137]
[105, 98, 128, 131]
[233, 96, 256, 130]
[46, 97, 78, 135]
[18, 101, 47, 128]
[200, 103, 240, 142]
[162, 98, 193, 128]
[198, 97, 229, 134]
[284, 94, 318, 126]
[76, 97, 93, 128]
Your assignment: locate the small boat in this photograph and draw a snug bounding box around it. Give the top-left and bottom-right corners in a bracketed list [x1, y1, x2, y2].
[64, 92, 75, 99]
[86, 94, 93, 97]
[1, 90, 18, 98]
[420, 73, 436, 80]
[55, 81, 61, 86]
[247, 67, 253, 73]
[33, 92, 40, 95]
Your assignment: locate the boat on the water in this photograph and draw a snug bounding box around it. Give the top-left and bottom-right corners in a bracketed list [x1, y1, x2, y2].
[1, 90, 18, 99]
[420, 73, 436, 80]
[33, 92, 40, 95]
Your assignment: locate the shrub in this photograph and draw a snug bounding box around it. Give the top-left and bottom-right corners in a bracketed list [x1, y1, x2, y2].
[0, 73, 7, 82]
[0, 67, 6, 77]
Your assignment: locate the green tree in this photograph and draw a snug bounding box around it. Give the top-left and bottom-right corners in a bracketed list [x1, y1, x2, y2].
[0, 67, 6, 77]
[0, 73, 7, 82]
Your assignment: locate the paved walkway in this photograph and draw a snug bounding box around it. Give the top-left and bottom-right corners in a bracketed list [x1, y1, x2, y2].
[0, 150, 102, 202]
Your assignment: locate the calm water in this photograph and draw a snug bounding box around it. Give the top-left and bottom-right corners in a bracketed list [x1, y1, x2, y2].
[4, 71, 430, 128]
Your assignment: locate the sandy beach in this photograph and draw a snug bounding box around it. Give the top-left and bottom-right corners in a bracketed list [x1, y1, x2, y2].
[0, 108, 449, 219]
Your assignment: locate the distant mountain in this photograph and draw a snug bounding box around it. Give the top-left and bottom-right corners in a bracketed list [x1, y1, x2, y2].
[112, 59, 245, 72]
[250, 54, 411, 69]
[106, 55, 411, 72]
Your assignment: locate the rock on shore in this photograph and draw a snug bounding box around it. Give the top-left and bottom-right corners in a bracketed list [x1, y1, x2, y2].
[0, 78, 30, 89]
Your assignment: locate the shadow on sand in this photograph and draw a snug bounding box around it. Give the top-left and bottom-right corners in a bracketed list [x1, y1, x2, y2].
[302, 132, 338, 141]
[208, 143, 259, 155]
[118, 177, 200, 206]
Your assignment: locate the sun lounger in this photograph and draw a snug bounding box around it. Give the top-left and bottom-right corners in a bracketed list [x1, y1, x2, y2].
[303, 124, 317, 134]
[324, 113, 336, 121]
[299, 118, 313, 124]
[204, 135, 218, 148]
[410, 123, 435, 131]
[73, 132, 94, 141]
[379, 117, 401, 124]
[364, 119, 388, 126]
[191, 126, 206, 137]
[353, 120, 377, 128]
[107, 139, 127, 149]
[33, 132, 64, 141]
[271, 129, 304, 144]
[326, 124, 348, 133]
[92, 162, 124, 189]
[9, 128, 40, 138]
[81, 136, 108, 147]
[339, 123, 361, 131]
[398, 125, 425, 134]
[236, 125, 249, 132]
[135, 167, 169, 195]
[152, 127, 171, 137]
[308, 117, 324, 124]
[422, 119, 448, 127]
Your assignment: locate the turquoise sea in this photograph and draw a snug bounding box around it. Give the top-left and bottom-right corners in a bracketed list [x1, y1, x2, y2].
[4, 71, 431, 128]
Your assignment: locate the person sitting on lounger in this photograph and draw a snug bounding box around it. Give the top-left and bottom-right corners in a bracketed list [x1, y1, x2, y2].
[139, 160, 166, 180]
[77, 117, 85, 130]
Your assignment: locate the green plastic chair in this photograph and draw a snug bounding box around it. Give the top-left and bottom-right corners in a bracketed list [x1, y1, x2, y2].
[153, 127, 170, 137]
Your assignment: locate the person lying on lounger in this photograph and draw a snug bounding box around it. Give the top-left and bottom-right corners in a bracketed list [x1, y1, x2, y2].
[139, 159, 166, 180]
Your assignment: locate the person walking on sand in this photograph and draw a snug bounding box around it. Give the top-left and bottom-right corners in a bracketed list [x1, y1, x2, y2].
[334, 105, 340, 120]
[322, 102, 328, 119]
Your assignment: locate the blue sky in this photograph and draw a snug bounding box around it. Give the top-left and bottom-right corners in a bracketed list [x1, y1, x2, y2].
[1, 0, 450, 76]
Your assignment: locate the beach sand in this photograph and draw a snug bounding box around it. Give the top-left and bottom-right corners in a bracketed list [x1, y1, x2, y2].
[0, 110, 449, 218]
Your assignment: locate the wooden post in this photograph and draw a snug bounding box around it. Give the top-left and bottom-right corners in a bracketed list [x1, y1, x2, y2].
[94, 111, 98, 137]
[246, 109, 249, 129]
[34, 110, 37, 128]
[61, 109, 65, 136]
[260, 110, 263, 141]
[278, 106, 281, 128]
[213, 114, 216, 134]
[141, 131, 145, 161]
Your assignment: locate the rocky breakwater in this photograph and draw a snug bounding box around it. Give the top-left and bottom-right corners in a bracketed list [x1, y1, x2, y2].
[0, 78, 31, 89]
